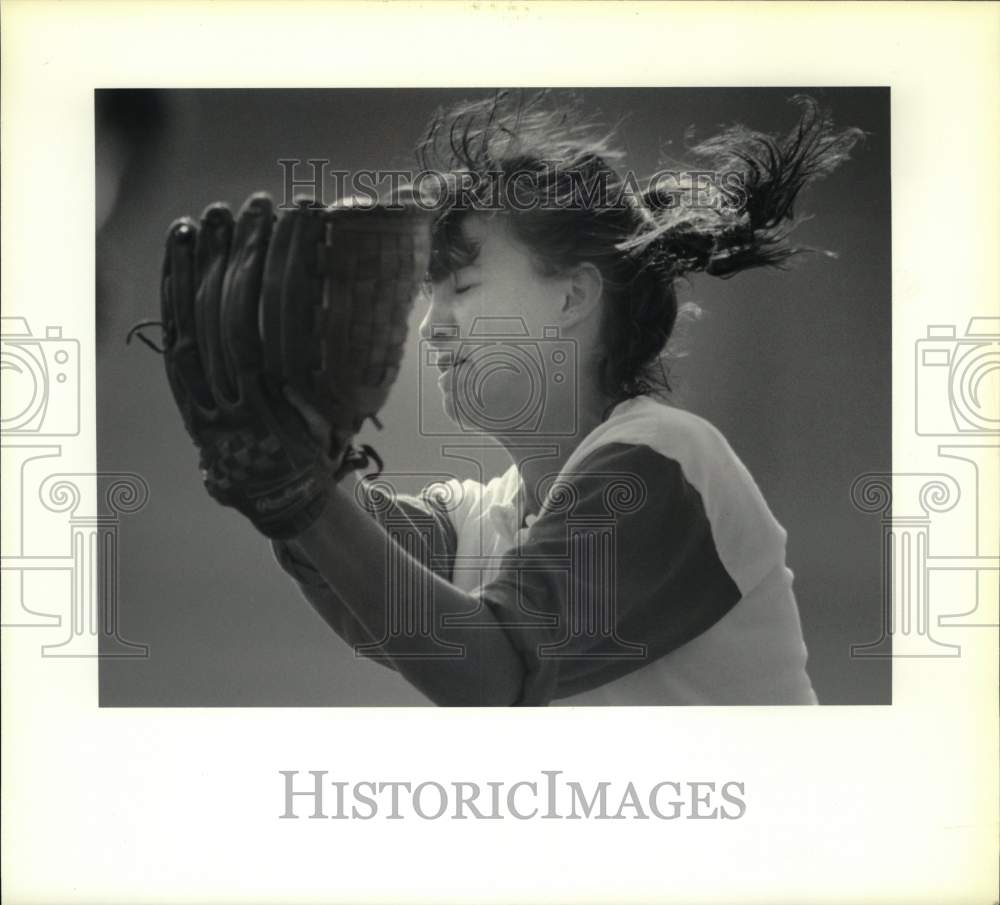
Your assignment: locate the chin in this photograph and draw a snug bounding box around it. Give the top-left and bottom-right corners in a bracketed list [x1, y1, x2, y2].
[438, 366, 534, 435]
[440, 389, 458, 425]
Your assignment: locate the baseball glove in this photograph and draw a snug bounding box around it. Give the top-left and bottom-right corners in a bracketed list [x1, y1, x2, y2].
[133, 190, 431, 539]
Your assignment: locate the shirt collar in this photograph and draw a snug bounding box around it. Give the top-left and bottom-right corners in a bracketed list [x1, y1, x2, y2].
[485, 464, 537, 540]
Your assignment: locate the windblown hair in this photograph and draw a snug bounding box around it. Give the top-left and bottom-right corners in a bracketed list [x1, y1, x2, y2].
[415, 90, 864, 407]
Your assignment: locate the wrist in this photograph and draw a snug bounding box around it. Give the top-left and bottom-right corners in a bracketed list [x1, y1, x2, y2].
[279, 474, 355, 543]
[214, 468, 334, 541]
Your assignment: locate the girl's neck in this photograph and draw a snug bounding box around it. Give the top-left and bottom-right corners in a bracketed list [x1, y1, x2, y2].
[494, 391, 617, 521]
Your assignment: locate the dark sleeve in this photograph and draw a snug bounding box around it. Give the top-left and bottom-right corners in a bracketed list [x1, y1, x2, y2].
[270, 481, 458, 670]
[478, 443, 743, 705]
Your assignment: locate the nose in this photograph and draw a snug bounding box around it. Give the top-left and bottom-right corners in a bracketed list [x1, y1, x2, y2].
[418, 287, 459, 345]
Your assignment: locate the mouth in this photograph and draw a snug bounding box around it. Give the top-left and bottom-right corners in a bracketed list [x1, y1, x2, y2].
[436, 355, 468, 375]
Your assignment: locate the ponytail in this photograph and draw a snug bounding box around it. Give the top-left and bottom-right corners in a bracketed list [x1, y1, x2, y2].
[625, 95, 865, 279]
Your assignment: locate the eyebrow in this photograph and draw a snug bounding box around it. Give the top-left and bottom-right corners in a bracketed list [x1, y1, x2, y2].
[428, 215, 483, 283]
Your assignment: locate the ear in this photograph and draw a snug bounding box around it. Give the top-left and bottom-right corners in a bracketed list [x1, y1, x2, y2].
[559, 262, 604, 328]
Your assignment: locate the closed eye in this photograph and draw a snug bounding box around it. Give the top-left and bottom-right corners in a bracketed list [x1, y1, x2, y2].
[454, 283, 479, 295]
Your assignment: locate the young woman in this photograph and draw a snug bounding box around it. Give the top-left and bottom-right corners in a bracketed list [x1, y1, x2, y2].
[271, 91, 863, 706]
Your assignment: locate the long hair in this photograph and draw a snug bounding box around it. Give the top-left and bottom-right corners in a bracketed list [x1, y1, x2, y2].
[415, 90, 864, 408]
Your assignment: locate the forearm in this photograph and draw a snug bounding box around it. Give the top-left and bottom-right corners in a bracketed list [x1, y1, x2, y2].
[286, 481, 526, 706]
[270, 537, 402, 673]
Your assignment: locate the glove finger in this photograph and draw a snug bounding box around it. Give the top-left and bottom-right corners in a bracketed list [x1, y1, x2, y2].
[195, 202, 235, 408]
[281, 204, 328, 398]
[220, 192, 274, 406]
[161, 217, 216, 416]
[261, 202, 325, 389]
[260, 202, 300, 383]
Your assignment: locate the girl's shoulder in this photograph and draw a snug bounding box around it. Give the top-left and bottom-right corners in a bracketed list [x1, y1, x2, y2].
[565, 396, 787, 593]
[564, 395, 743, 480]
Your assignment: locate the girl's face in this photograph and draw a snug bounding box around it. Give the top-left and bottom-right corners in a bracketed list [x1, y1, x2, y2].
[419, 214, 589, 435]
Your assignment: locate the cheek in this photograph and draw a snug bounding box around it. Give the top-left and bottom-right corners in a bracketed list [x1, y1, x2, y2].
[476, 276, 563, 336]
[450, 343, 544, 430]
[449, 280, 564, 427]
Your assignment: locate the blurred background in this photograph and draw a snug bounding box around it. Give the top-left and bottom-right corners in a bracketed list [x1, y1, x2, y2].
[97, 88, 890, 706]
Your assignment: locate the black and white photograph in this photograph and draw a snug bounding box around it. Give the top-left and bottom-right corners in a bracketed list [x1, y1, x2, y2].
[97, 87, 891, 707]
[3, 3, 997, 904]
